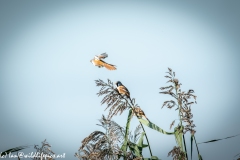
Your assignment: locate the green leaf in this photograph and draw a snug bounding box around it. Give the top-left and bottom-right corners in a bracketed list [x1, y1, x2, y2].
[121, 109, 133, 159]
[139, 119, 174, 135]
[142, 144, 149, 148]
[198, 154, 203, 160]
[174, 126, 184, 151]
[128, 132, 148, 157]
[137, 132, 146, 151]
[128, 141, 141, 157]
[137, 132, 145, 147]
[137, 132, 148, 155]
[120, 142, 127, 158]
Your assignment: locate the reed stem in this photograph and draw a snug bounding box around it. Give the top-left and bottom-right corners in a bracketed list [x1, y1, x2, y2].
[175, 83, 188, 160]
[126, 97, 153, 157]
[193, 135, 201, 160]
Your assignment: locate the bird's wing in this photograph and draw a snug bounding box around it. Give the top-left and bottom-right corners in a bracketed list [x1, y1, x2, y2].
[122, 85, 130, 93]
[97, 53, 108, 59]
[118, 86, 130, 95]
[91, 59, 105, 66]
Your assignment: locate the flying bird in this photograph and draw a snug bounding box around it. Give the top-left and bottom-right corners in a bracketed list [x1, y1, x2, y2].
[115, 81, 130, 98]
[90, 53, 117, 70]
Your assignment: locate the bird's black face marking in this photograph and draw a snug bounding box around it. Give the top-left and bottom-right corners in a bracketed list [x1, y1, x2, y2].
[115, 81, 119, 87]
[115, 81, 122, 87]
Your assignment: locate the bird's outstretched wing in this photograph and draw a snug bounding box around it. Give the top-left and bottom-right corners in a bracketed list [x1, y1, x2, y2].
[97, 53, 108, 59]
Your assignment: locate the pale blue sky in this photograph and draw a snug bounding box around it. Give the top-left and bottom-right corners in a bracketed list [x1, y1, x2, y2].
[0, 0, 240, 160]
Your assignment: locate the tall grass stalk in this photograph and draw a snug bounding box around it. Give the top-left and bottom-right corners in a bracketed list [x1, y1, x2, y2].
[128, 98, 153, 157]
[174, 81, 188, 160]
[160, 68, 199, 160]
[115, 95, 153, 158]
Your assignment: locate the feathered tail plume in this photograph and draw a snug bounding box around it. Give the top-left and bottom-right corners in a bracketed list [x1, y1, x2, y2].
[103, 62, 117, 70]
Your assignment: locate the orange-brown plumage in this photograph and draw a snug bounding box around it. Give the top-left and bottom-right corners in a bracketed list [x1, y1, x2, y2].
[115, 81, 130, 98]
[90, 53, 117, 70]
[133, 107, 150, 122]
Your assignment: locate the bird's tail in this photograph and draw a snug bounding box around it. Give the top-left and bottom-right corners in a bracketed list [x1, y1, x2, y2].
[103, 63, 117, 70]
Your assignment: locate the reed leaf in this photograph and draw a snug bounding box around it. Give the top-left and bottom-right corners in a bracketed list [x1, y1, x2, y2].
[197, 133, 240, 144]
[139, 119, 174, 135]
[174, 126, 184, 151]
[128, 140, 146, 157]
[128, 132, 148, 157]
[121, 109, 133, 159]
[137, 132, 147, 150]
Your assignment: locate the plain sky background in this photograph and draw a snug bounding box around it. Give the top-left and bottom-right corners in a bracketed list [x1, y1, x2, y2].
[0, 0, 240, 160]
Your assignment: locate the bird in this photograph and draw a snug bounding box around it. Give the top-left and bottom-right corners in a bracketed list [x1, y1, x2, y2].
[133, 107, 150, 122]
[115, 81, 130, 98]
[90, 53, 117, 70]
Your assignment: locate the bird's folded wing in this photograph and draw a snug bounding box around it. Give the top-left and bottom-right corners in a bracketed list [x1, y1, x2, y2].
[118, 86, 129, 94]
[122, 85, 130, 93]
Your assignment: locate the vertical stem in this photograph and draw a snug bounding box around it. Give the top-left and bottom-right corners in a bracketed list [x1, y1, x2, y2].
[183, 134, 188, 159]
[128, 98, 153, 157]
[140, 122, 153, 157]
[193, 136, 200, 157]
[123, 109, 132, 160]
[175, 84, 188, 160]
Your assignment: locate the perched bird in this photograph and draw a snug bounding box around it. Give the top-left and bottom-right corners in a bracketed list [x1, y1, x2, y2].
[133, 107, 150, 122]
[90, 53, 117, 70]
[115, 81, 130, 98]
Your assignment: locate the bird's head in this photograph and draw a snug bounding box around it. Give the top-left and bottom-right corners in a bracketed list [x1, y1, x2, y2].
[115, 81, 122, 87]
